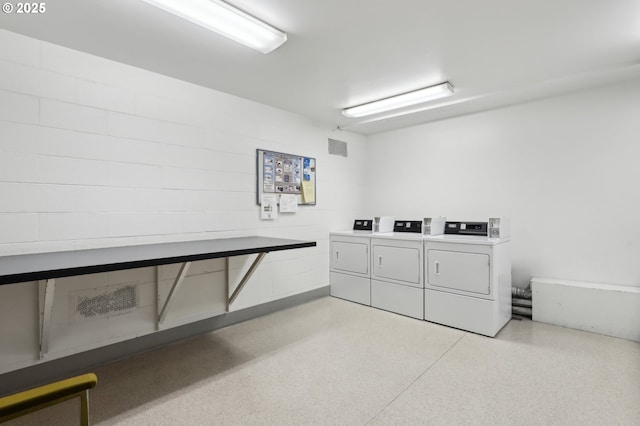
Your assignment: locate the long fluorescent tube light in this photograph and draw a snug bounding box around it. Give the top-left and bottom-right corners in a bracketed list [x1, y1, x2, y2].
[342, 82, 454, 118]
[140, 0, 287, 54]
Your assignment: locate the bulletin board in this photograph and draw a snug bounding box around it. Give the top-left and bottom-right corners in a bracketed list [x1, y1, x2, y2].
[256, 149, 316, 205]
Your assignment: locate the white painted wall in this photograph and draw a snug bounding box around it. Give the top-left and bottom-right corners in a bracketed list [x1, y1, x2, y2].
[366, 78, 640, 288]
[0, 29, 367, 373]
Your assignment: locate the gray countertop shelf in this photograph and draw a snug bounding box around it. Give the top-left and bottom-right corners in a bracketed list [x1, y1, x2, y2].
[0, 236, 317, 359]
[0, 236, 316, 285]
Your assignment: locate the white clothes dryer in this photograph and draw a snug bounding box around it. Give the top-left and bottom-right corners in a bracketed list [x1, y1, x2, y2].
[423, 220, 511, 337]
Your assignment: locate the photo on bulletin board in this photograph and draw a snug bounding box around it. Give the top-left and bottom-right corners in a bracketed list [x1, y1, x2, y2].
[257, 149, 316, 205]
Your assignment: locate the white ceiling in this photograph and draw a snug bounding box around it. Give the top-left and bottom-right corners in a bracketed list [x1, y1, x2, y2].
[1, 0, 639, 134]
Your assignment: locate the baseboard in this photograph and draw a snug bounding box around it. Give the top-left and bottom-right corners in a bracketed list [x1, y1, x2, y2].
[0, 286, 329, 396]
[531, 277, 640, 342]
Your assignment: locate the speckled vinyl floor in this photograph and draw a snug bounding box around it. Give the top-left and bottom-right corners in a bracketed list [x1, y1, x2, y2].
[5, 296, 640, 425]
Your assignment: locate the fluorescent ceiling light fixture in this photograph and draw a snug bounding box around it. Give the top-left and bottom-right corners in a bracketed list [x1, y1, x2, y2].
[140, 0, 287, 54]
[342, 82, 454, 118]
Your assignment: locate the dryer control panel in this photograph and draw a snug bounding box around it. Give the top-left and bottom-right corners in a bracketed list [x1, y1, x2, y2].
[445, 221, 488, 236]
[393, 220, 422, 233]
[353, 219, 373, 231]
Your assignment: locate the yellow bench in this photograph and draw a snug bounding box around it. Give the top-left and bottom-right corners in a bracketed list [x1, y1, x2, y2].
[0, 373, 97, 425]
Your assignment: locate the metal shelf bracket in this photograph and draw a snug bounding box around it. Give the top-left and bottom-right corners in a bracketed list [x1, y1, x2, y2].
[227, 252, 268, 310]
[38, 279, 56, 359]
[157, 261, 191, 326]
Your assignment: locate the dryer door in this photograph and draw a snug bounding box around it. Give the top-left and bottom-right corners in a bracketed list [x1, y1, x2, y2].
[427, 250, 490, 295]
[372, 244, 421, 286]
[331, 240, 369, 276]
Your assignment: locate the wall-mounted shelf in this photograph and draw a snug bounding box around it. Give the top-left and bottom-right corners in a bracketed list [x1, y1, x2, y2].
[0, 237, 316, 358]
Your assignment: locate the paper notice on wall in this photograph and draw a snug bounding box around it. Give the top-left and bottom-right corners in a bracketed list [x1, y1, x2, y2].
[301, 180, 315, 204]
[279, 194, 298, 213]
[261, 195, 278, 220]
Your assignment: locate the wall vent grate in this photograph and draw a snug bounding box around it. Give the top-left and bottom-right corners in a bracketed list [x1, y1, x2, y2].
[328, 138, 348, 157]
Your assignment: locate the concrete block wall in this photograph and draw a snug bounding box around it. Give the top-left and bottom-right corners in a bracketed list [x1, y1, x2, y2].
[0, 29, 367, 373]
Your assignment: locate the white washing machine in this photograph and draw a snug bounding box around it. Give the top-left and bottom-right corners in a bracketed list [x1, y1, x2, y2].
[423, 220, 511, 337]
[370, 220, 424, 319]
